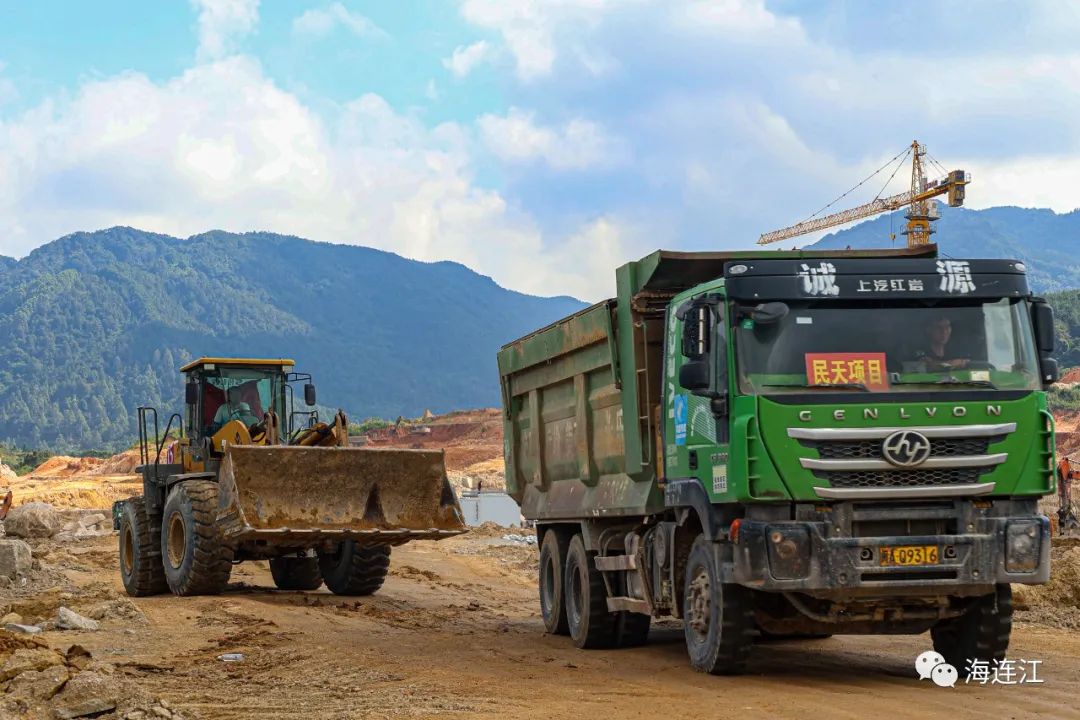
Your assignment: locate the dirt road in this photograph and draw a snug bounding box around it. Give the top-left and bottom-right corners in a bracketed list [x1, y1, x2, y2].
[6, 526, 1078, 720]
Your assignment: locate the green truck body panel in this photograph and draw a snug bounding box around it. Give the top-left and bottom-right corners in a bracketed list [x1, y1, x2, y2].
[499, 244, 1055, 523]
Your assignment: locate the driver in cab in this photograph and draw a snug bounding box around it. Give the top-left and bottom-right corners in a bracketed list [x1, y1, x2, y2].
[914, 316, 969, 370]
[214, 386, 261, 429]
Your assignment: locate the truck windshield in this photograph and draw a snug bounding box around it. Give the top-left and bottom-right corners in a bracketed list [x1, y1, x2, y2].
[733, 297, 1040, 394]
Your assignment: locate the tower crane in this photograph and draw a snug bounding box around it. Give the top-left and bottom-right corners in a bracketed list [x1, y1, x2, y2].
[758, 140, 970, 248]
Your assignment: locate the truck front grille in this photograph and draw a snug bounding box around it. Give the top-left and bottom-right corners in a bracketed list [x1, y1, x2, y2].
[820, 467, 986, 488]
[815, 437, 992, 460]
[787, 423, 1015, 497]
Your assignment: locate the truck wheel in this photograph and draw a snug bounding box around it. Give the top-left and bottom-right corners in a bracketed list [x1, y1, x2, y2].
[318, 541, 391, 596]
[931, 584, 1012, 674]
[539, 529, 570, 635]
[160, 481, 232, 596]
[269, 556, 323, 591]
[118, 497, 168, 597]
[564, 534, 618, 649]
[683, 535, 754, 675]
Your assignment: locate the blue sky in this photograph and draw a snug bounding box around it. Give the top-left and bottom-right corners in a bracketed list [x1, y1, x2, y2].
[1, 1, 1078, 300]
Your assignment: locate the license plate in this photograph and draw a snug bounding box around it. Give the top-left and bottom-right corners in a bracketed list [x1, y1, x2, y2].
[879, 545, 939, 567]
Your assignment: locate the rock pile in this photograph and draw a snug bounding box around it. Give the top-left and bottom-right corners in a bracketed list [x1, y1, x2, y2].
[0, 632, 186, 719]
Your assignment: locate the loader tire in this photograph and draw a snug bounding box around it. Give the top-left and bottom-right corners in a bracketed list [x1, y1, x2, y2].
[318, 541, 391, 596]
[682, 534, 754, 675]
[932, 584, 1012, 675]
[161, 481, 232, 596]
[269, 556, 323, 591]
[118, 496, 168, 597]
[564, 534, 618, 649]
[539, 529, 570, 635]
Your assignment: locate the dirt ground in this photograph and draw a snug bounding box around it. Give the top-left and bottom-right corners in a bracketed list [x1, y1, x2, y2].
[6, 411, 1080, 719]
[3, 521, 1080, 718]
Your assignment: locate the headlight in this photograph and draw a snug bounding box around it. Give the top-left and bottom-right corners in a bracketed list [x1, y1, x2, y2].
[1005, 520, 1042, 573]
[766, 524, 811, 580]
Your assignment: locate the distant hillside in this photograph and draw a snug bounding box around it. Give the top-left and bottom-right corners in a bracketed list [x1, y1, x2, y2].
[0, 227, 584, 451]
[808, 206, 1080, 293]
[1046, 288, 1080, 368]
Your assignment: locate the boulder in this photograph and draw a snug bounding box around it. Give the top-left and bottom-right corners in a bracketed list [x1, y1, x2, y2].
[78, 513, 107, 529]
[4, 503, 60, 538]
[4, 624, 42, 635]
[57, 607, 100, 632]
[7, 663, 69, 700]
[0, 538, 32, 579]
[54, 671, 117, 719]
[0, 647, 65, 681]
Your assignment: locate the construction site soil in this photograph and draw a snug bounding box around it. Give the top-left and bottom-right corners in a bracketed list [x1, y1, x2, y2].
[4, 409, 1080, 718]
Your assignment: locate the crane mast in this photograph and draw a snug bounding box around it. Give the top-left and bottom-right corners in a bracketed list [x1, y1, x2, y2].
[758, 140, 970, 247]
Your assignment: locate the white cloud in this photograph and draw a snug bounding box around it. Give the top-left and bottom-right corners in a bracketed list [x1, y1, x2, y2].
[191, 0, 260, 61]
[478, 108, 621, 170]
[442, 41, 494, 78]
[960, 155, 1080, 213]
[459, 0, 616, 81]
[292, 3, 384, 39]
[0, 58, 632, 300]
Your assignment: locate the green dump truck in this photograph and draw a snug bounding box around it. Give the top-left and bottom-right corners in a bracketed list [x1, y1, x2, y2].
[497, 245, 1057, 675]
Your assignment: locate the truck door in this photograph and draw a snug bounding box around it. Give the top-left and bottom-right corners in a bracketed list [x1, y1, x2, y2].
[665, 294, 731, 501]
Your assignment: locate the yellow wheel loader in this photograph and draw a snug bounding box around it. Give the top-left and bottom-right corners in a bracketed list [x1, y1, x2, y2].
[113, 357, 466, 597]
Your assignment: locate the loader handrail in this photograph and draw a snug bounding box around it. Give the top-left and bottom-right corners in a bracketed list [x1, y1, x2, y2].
[137, 406, 157, 468]
[137, 406, 183, 476]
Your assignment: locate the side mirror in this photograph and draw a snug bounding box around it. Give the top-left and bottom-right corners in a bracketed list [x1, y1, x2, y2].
[185, 382, 199, 405]
[751, 301, 789, 325]
[1032, 302, 1055, 354]
[1041, 357, 1059, 387]
[681, 305, 711, 359]
[679, 360, 711, 392]
[304, 383, 317, 407]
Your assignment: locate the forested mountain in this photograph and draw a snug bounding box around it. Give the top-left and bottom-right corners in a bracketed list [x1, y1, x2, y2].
[1045, 289, 1080, 368]
[0, 228, 584, 451]
[809, 206, 1080, 293]
[6, 206, 1080, 451]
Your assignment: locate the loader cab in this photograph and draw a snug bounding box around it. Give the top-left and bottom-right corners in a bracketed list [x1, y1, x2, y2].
[179, 357, 293, 446]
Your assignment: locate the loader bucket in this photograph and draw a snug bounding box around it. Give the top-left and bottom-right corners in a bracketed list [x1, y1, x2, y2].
[215, 445, 466, 547]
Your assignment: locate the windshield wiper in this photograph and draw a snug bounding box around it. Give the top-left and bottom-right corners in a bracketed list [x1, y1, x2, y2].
[891, 377, 997, 389]
[762, 382, 871, 392]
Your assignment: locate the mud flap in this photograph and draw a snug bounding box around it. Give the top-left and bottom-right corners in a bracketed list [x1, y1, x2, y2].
[216, 445, 467, 547]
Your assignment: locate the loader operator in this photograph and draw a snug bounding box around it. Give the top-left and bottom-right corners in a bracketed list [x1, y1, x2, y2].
[213, 386, 261, 430]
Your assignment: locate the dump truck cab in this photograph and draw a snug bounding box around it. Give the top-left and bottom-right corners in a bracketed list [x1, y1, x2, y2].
[499, 245, 1057, 675]
[115, 356, 465, 600]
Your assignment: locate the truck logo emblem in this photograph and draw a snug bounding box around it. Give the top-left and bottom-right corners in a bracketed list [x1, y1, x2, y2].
[881, 430, 932, 467]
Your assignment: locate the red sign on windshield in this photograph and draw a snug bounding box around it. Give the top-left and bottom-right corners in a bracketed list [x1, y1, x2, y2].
[805, 352, 889, 391]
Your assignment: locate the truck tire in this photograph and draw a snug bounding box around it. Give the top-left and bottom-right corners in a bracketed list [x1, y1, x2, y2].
[539, 529, 570, 635]
[931, 584, 1012, 674]
[564, 534, 618, 649]
[160, 481, 232, 596]
[269, 556, 323, 591]
[318, 541, 391, 596]
[682, 534, 754, 675]
[118, 496, 168, 597]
